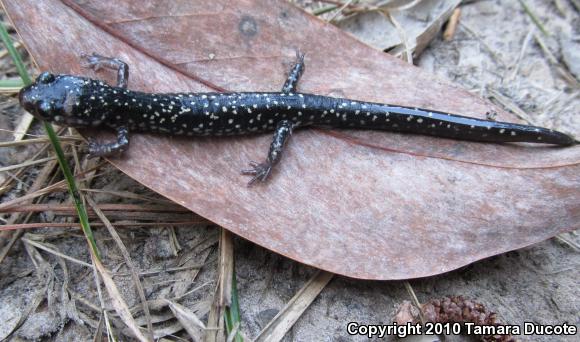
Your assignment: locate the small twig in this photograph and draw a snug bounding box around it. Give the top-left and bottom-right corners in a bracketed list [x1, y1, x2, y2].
[443, 8, 461, 41]
[404, 281, 425, 323]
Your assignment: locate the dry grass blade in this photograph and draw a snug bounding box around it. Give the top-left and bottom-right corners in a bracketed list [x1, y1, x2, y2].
[205, 284, 226, 342]
[0, 155, 59, 172]
[327, 0, 354, 22]
[517, 0, 550, 36]
[0, 136, 80, 147]
[80, 188, 176, 205]
[2, 203, 191, 214]
[0, 128, 68, 196]
[404, 281, 424, 323]
[533, 33, 579, 88]
[0, 162, 107, 211]
[21, 237, 93, 267]
[488, 89, 536, 125]
[166, 299, 206, 341]
[91, 252, 151, 342]
[12, 112, 34, 141]
[555, 234, 580, 251]
[204, 228, 235, 342]
[254, 270, 334, 342]
[0, 220, 210, 231]
[86, 196, 155, 341]
[507, 28, 534, 82]
[384, 10, 413, 64]
[0, 158, 58, 265]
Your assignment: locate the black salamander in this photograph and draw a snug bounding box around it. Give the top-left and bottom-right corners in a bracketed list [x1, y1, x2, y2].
[19, 53, 577, 185]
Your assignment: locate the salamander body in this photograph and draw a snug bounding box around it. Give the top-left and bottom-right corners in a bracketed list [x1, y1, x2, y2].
[18, 53, 577, 184]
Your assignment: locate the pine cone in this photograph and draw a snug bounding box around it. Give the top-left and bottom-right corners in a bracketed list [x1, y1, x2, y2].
[394, 296, 517, 342]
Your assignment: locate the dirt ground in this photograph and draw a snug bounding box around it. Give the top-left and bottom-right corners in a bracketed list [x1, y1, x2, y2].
[0, 0, 578, 341]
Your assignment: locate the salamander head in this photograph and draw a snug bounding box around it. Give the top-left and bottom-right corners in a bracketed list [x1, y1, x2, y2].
[19, 72, 101, 127]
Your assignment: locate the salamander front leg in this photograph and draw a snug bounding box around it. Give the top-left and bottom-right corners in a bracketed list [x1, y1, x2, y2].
[87, 126, 130, 158]
[242, 120, 294, 186]
[281, 51, 305, 93]
[81, 53, 130, 88]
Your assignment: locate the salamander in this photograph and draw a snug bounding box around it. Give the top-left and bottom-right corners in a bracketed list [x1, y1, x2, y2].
[18, 53, 577, 185]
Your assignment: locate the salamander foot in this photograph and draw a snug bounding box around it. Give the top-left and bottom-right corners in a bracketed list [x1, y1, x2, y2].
[80, 52, 129, 88]
[241, 161, 273, 186]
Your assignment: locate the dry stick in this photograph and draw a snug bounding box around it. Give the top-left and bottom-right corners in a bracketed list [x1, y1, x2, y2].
[13, 113, 34, 142]
[443, 7, 461, 41]
[86, 195, 155, 342]
[204, 231, 229, 342]
[254, 270, 334, 342]
[0, 220, 209, 231]
[404, 281, 425, 324]
[219, 229, 234, 307]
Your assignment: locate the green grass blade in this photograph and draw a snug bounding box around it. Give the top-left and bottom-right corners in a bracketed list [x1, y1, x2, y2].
[43, 122, 100, 257]
[224, 265, 243, 342]
[0, 23, 31, 85]
[0, 78, 24, 88]
[0, 21, 100, 259]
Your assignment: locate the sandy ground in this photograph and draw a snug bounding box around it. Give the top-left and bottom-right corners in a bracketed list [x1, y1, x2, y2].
[0, 0, 578, 341]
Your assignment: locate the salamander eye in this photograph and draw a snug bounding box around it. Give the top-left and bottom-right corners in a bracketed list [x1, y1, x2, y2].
[38, 72, 55, 84]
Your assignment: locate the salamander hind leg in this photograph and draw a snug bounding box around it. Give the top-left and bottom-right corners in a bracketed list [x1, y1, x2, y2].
[81, 53, 130, 88]
[242, 120, 294, 186]
[281, 50, 305, 93]
[87, 126, 130, 158]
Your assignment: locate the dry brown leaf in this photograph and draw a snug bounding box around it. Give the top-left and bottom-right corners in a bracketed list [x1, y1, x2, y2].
[4, 0, 579, 280]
